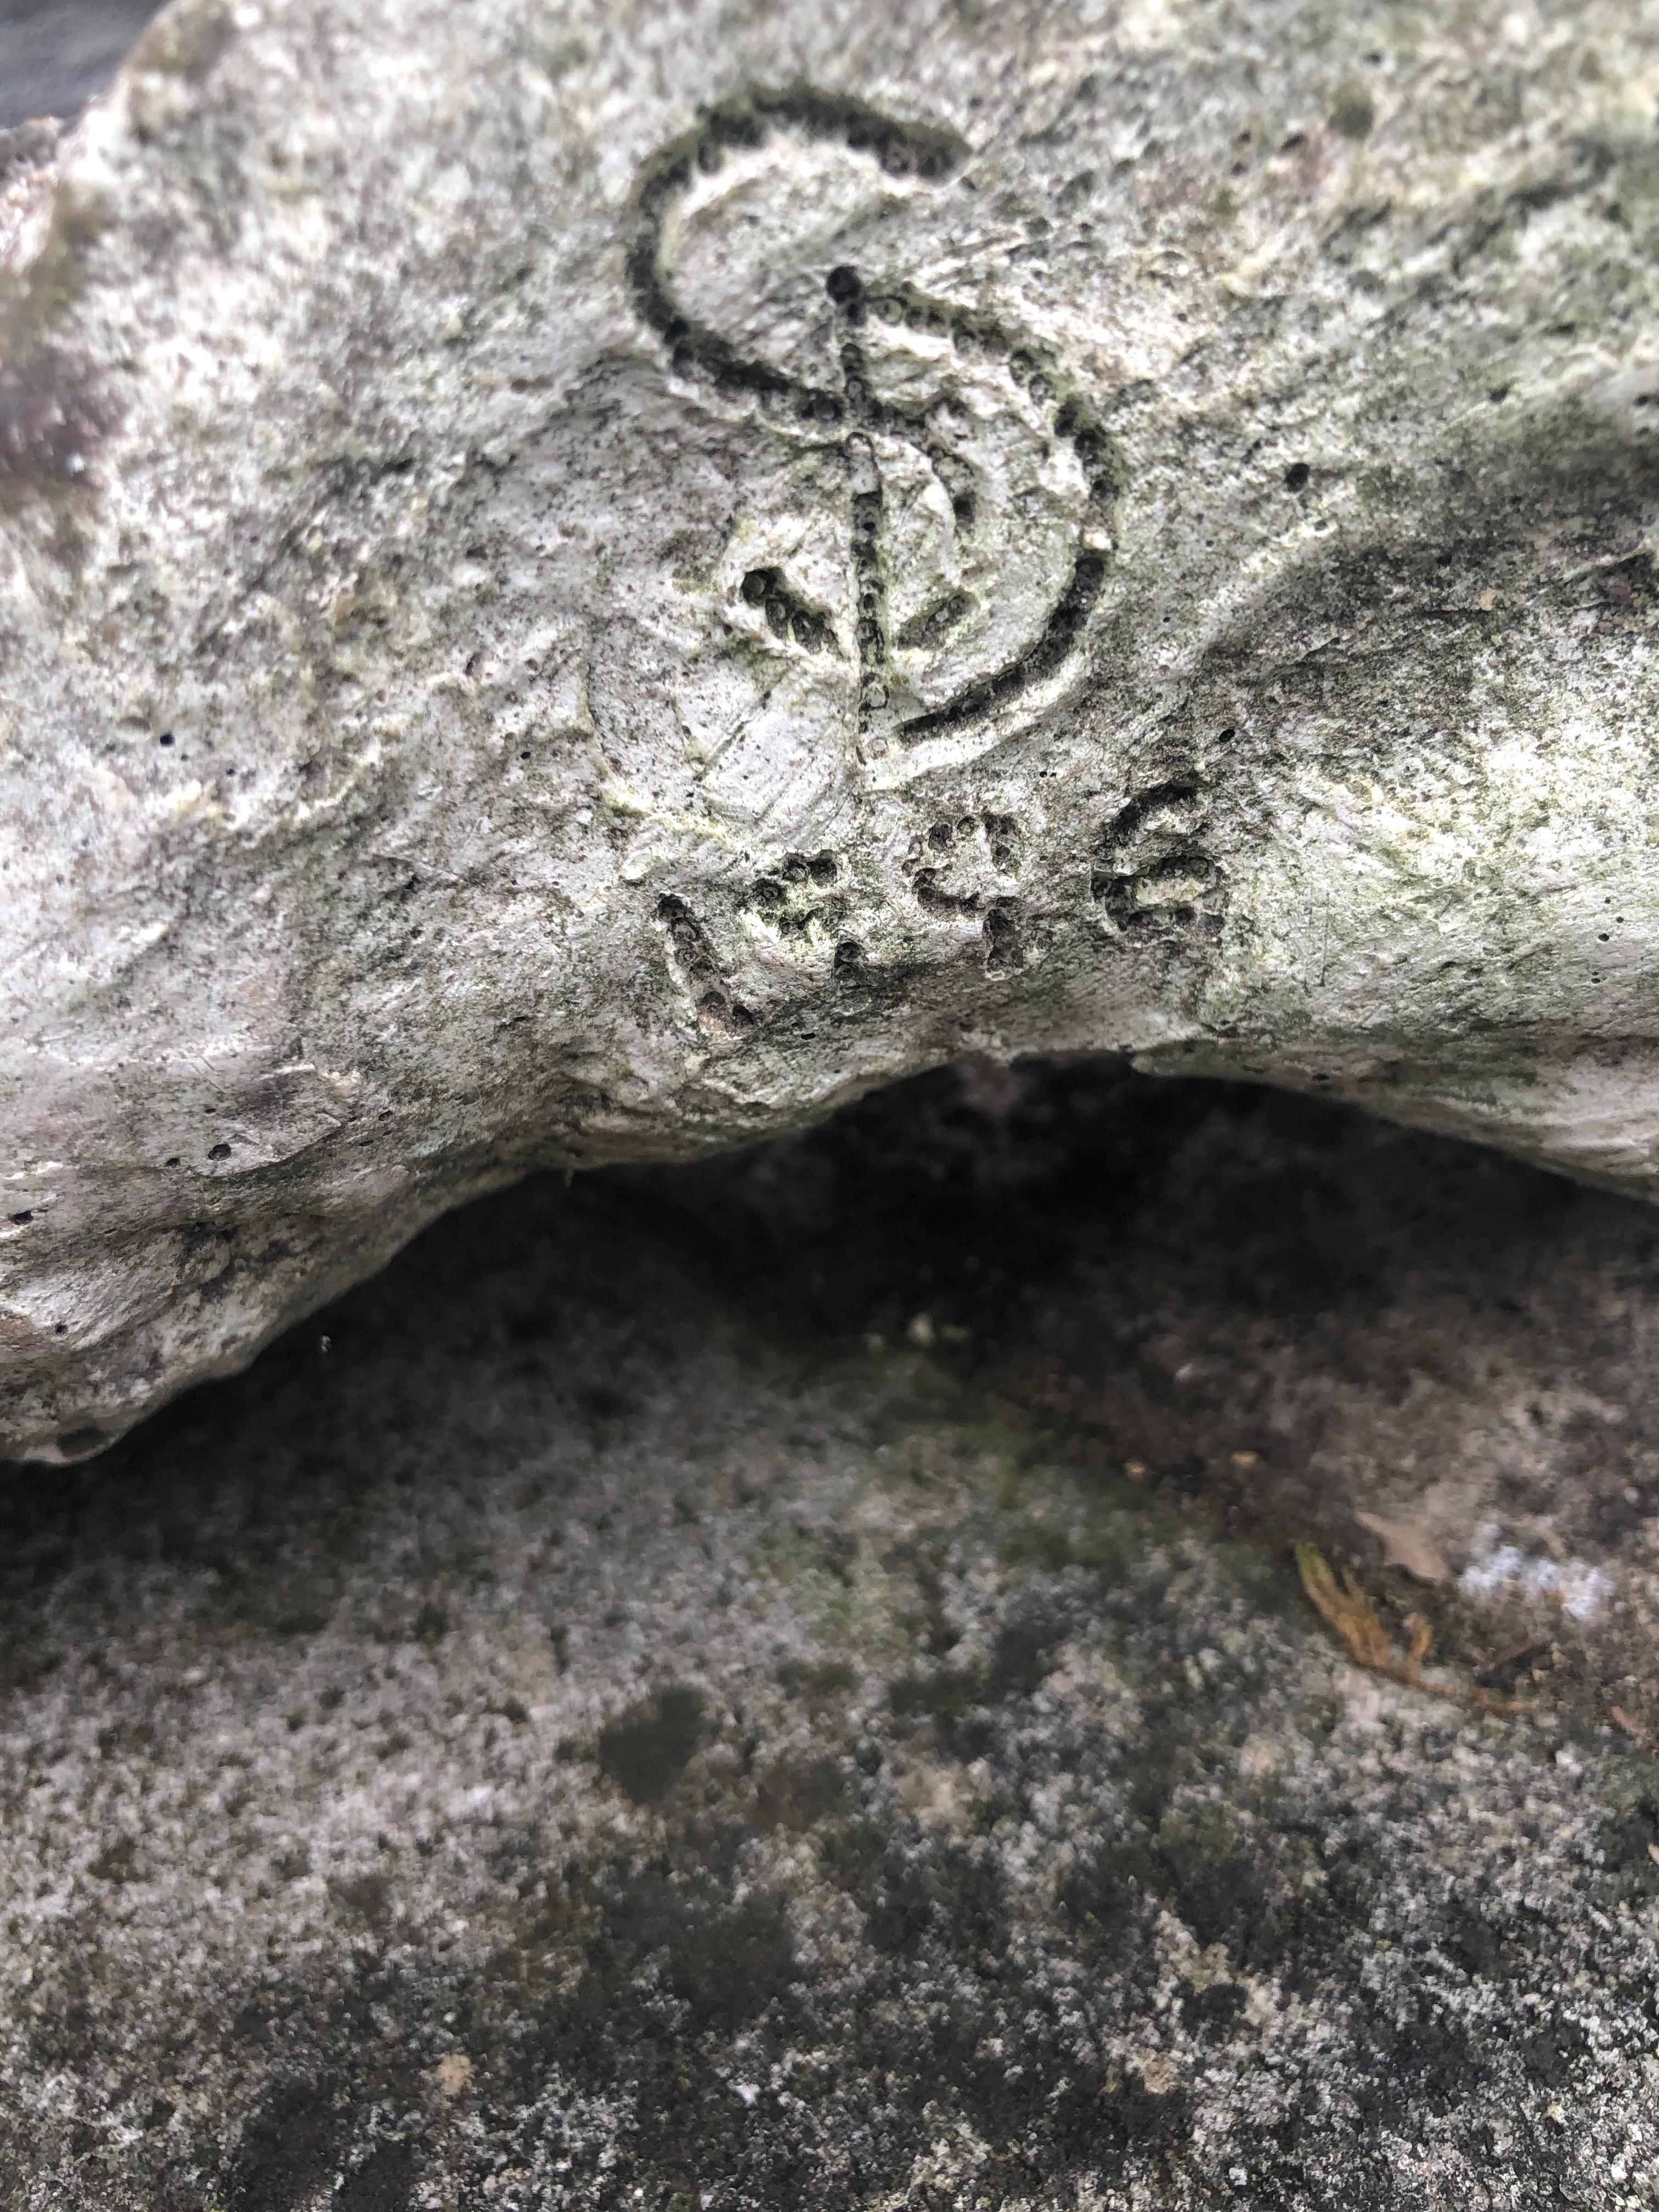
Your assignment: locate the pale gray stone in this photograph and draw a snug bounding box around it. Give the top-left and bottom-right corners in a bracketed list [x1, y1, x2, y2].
[6, 0, 1659, 1459]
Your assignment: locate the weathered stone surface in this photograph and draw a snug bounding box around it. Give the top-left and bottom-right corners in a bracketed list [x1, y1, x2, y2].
[8, 0, 1659, 1458]
[2, 1068, 1656, 2208]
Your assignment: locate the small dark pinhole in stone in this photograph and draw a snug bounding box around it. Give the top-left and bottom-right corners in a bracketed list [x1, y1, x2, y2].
[741, 569, 770, 606]
[1216, 726, 1237, 744]
[157, 732, 175, 747]
[984, 901, 1020, 971]
[1330, 88, 1375, 141]
[953, 492, 977, 529]
[826, 264, 861, 306]
[54, 1323, 67, 1335]
[809, 852, 838, 885]
[9, 1211, 32, 1225]
[165, 1156, 180, 1167]
[1283, 461, 1311, 493]
[208, 1142, 232, 1159]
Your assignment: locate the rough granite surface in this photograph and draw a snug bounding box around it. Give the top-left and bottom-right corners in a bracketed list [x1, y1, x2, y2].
[1, 1064, 1657, 2209]
[9, 0, 1659, 1457]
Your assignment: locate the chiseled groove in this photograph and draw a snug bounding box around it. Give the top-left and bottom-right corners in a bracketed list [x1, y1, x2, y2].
[628, 92, 965, 411]
[896, 550, 1108, 745]
[826, 267, 893, 731]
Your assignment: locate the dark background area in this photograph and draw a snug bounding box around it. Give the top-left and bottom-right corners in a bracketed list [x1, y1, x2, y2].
[0, 0, 159, 128]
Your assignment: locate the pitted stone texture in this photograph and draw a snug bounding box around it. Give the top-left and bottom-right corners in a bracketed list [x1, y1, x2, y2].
[8, 0, 1659, 1457]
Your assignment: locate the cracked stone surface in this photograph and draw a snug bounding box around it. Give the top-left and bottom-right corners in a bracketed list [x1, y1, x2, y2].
[9, 0, 1659, 1457]
[2, 1064, 1657, 2209]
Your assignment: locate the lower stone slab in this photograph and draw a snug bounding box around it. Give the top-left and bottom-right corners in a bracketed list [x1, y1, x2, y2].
[1, 1069, 1655, 2210]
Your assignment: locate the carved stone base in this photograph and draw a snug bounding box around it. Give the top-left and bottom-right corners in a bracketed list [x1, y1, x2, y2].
[5, 0, 1659, 1457]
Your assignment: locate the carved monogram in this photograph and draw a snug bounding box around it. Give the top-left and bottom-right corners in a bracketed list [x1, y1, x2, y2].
[630, 93, 1120, 789]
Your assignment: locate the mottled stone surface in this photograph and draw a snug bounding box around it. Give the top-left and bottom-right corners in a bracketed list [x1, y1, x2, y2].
[2, 1066, 1656, 2208]
[9, 0, 1659, 1459]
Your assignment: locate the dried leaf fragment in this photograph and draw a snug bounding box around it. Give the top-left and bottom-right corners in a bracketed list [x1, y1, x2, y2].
[1295, 1543, 1395, 1672]
[1294, 1543, 1529, 1716]
[1353, 1508, 1451, 1584]
[1611, 1704, 1653, 1750]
